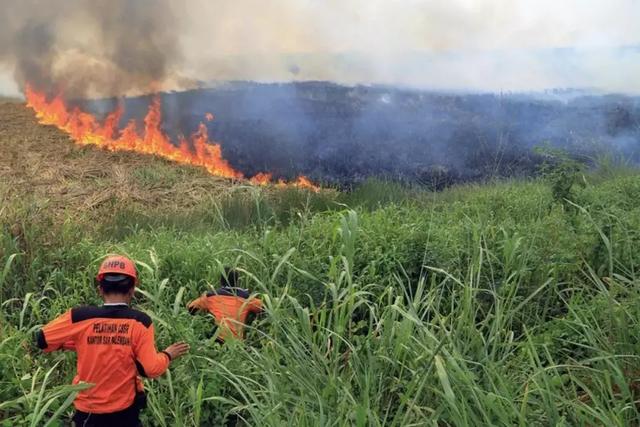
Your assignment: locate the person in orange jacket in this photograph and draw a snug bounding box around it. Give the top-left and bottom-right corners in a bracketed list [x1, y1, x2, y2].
[34, 255, 189, 427]
[187, 268, 263, 343]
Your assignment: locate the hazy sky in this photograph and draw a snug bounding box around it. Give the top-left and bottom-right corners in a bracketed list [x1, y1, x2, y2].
[180, 0, 639, 53]
[1, 0, 639, 96]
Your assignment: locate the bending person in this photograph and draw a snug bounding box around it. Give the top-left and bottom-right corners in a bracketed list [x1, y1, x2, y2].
[187, 268, 263, 343]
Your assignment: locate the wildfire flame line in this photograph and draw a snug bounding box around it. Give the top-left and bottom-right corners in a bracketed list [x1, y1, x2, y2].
[24, 84, 319, 191]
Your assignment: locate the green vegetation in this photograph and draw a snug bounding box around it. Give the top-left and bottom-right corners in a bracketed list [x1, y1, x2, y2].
[2, 167, 640, 426]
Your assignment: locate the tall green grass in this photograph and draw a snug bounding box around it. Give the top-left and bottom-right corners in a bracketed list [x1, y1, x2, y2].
[1, 173, 640, 425]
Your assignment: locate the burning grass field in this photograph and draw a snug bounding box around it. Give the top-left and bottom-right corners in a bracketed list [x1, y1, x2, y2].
[2, 100, 640, 425]
[0, 101, 239, 217]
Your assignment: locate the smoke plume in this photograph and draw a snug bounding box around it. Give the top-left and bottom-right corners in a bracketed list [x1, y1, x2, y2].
[0, 0, 183, 97]
[0, 0, 639, 96]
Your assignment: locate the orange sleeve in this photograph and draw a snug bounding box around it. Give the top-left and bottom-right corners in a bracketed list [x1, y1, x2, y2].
[61, 341, 76, 351]
[35, 310, 77, 353]
[187, 295, 210, 314]
[248, 298, 263, 313]
[133, 324, 170, 378]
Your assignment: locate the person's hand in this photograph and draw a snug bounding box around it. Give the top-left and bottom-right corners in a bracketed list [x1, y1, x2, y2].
[163, 342, 190, 361]
[187, 299, 203, 315]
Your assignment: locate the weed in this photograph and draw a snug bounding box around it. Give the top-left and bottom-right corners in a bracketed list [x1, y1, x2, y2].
[2, 171, 640, 425]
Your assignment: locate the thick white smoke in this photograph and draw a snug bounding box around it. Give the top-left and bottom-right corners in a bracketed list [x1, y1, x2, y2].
[1, 0, 639, 95]
[178, 0, 640, 92]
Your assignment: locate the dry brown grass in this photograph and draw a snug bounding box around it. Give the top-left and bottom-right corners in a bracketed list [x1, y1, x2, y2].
[0, 102, 240, 220]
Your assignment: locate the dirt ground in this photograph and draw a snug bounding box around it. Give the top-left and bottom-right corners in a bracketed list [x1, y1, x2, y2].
[0, 102, 237, 218]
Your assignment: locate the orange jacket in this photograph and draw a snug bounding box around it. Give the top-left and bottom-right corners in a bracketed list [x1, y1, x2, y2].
[35, 304, 170, 414]
[188, 288, 262, 341]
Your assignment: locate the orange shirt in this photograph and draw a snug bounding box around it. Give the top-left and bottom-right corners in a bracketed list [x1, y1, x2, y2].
[188, 288, 262, 341]
[35, 304, 170, 414]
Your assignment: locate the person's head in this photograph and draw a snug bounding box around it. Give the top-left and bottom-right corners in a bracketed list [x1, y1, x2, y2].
[96, 255, 138, 302]
[220, 267, 239, 288]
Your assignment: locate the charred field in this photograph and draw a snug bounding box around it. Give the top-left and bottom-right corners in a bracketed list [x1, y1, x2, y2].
[77, 82, 640, 188]
[2, 87, 640, 426]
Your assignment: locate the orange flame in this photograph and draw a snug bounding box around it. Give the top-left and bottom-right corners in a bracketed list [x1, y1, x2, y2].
[293, 175, 318, 190]
[249, 172, 272, 186]
[24, 84, 319, 191]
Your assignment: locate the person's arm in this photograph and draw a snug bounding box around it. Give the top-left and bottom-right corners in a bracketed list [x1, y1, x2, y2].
[187, 294, 210, 315]
[61, 341, 76, 351]
[34, 310, 77, 353]
[133, 323, 189, 378]
[247, 297, 263, 314]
